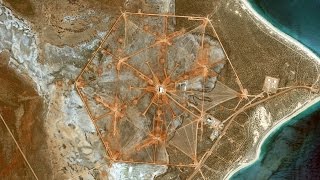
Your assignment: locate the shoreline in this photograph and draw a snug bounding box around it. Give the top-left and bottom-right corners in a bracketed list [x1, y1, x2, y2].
[224, 0, 320, 179]
[239, 0, 320, 64]
[224, 96, 320, 180]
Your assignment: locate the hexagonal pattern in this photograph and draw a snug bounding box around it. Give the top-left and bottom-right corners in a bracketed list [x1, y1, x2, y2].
[75, 12, 238, 167]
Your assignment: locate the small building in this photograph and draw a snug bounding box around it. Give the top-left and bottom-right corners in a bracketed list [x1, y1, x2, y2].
[210, 130, 220, 141]
[205, 114, 224, 130]
[263, 76, 280, 93]
[205, 114, 224, 141]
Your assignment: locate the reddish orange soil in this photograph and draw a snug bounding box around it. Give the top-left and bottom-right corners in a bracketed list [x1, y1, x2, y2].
[0, 51, 51, 179]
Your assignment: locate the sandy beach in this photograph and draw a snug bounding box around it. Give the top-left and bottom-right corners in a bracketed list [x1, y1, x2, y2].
[224, 0, 320, 179]
[0, 0, 319, 178]
[224, 96, 320, 179]
[239, 0, 320, 65]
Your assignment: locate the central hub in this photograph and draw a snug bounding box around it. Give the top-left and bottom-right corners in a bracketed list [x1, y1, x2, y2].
[157, 85, 166, 94]
[75, 12, 228, 167]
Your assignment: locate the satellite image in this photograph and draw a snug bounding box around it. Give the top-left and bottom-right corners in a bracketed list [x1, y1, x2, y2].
[0, 0, 319, 179]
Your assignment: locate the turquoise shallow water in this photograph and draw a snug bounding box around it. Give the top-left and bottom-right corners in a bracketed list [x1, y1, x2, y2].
[230, 0, 320, 179]
[249, 0, 320, 55]
[231, 101, 320, 179]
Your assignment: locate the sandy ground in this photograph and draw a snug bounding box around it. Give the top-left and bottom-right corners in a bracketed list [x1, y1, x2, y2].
[0, 0, 319, 179]
[224, 1, 320, 179]
[225, 96, 320, 180]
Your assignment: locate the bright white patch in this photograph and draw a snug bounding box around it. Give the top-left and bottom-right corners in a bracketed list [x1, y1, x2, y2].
[158, 85, 165, 94]
[0, 5, 107, 177]
[253, 130, 259, 145]
[252, 106, 272, 130]
[295, 102, 302, 110]
[0, 5, 59, 97]
[108, 163, 167, 180]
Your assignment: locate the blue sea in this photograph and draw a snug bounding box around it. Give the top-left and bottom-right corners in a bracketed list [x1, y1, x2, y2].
[250, 0, 320, 55]
[230, 0, 320, 179]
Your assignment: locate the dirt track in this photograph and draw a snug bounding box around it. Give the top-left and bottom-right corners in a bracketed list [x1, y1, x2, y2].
[0, 50, 51, 179]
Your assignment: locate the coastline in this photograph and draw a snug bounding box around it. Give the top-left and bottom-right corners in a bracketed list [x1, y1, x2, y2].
[224, 0, 320, 179]
[239, 0, 320, 65]
[224, 96, 320, 180]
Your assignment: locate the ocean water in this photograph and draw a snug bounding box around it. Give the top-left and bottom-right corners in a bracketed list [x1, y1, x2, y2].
[230, 1, 320, 179]
[251, 0, 320, 55]
[231, 101, 320, 179]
